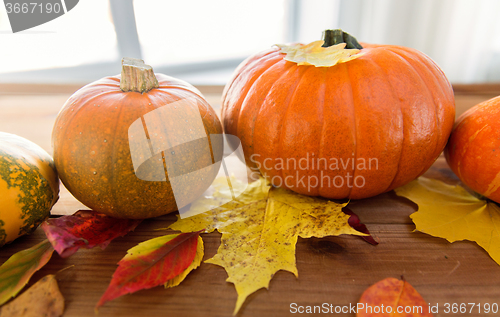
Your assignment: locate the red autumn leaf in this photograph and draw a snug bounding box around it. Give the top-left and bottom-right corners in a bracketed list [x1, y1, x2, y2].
[357, 277, 432, 317]
[41, 210, 142, 258]
[96, 231, 202, 310]
[343, 207, 378, 245]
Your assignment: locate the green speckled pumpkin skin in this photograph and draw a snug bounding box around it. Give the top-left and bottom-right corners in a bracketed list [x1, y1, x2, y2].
[0, 132, 59, 247]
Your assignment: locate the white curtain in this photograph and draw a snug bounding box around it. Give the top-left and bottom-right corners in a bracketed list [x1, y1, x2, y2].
[292, 0, 500, 83]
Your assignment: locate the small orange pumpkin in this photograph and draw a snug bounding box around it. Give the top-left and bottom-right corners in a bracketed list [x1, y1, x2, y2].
[52, 58, 223, 219]
[222, 30, 455, 199]
[445, 95, 500, 203]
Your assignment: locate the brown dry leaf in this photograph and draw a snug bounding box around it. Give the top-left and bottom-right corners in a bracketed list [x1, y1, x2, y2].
[170, 177, 365, 314]
[0, 274, 64, 317]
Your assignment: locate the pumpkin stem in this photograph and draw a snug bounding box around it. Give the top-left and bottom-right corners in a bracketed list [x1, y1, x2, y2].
[321, 29, 363, 49]
[120, 57, 159, 93]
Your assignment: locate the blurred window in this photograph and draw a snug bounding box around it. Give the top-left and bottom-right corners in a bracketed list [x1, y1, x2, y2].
[133, 0, 287, 65]
[1, 0, 500, 84]
[0, 0, 117, 73]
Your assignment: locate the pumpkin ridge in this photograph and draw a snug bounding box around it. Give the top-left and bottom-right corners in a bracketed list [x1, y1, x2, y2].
[57, 91, 124, 214]
[233, 53, 284, 117]
[65, 77, 119, 96]
[151, 88, 221, 148]
[230, 50, 282, 102]
[249, 59, 297, 168]
[222, 48, 279, 103]
[276, 65, 312, 190]
[202, 119, 216, 166]
[192, 91, 223, 165]
[409, 53, 444, 169]
[457, 123, 489, 187]
[107, 95, 128, 213]
[156, 84, 205, 101]
[367, 50, 408, 193]
[382, 47, 442, 185]
[86, 81, 122, 91]
[344, 51, 403, 197]
[447, 114, 470, 181]
[416, 51, 454, 148]
[374, 49, 413, 192]
[199, 102, 215, 127]
[233, 57, 287, 159]
[54, 88, 121, 146]
[319, 62, 355, 198]
[69, 82, 122, 106]
[386, 46, 449, 156]
[196, 95, 215, 122]
[53, 88, 123, 199]
[226, 51, 283, 139]
[315, 69, 328, 197]
[344, 63, 358, 199]
[388, 46, 452, 97]
[152, 84, 210, 119]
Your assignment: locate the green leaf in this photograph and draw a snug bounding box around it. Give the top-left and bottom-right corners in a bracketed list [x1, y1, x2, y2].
[0, 239, 54, 305]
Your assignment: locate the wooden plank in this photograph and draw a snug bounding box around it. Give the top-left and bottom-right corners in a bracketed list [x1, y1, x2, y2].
[4, 82, 499, 95]
[0, 89, 222, 156]
[2, 181, 500, 317]
[0, 83, 84, 95]
[0, 83, 224, 96]
[2, 85, 500, 316]
[452, 83, 500, 95]
[0, 87, 486, 155]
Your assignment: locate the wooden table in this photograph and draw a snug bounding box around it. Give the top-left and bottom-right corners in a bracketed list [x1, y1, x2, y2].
[1, 83, 500, 317]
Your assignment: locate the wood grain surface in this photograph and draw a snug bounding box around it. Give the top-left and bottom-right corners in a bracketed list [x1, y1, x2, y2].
[1, 84, 500, 317]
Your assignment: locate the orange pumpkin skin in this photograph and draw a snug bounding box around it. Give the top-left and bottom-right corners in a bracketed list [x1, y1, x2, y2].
[222, 43, 455, 199]
[52, 74, 222, 219]
[445, 96, 500, 203]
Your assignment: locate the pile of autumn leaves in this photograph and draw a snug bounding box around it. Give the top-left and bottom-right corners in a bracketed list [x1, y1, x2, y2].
[0, 175, 498, 316]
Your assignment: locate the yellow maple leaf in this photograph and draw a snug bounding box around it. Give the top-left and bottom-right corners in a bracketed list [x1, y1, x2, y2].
[275, 40, 363, 67]
[394, 177, 500, 265]
[170, 177, 364, 314]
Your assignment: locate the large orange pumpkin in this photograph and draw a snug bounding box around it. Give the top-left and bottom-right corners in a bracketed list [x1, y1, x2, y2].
[445, 95, 500, 203]
[52, 58, 223, 219]
[222, 30, 455, 199]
